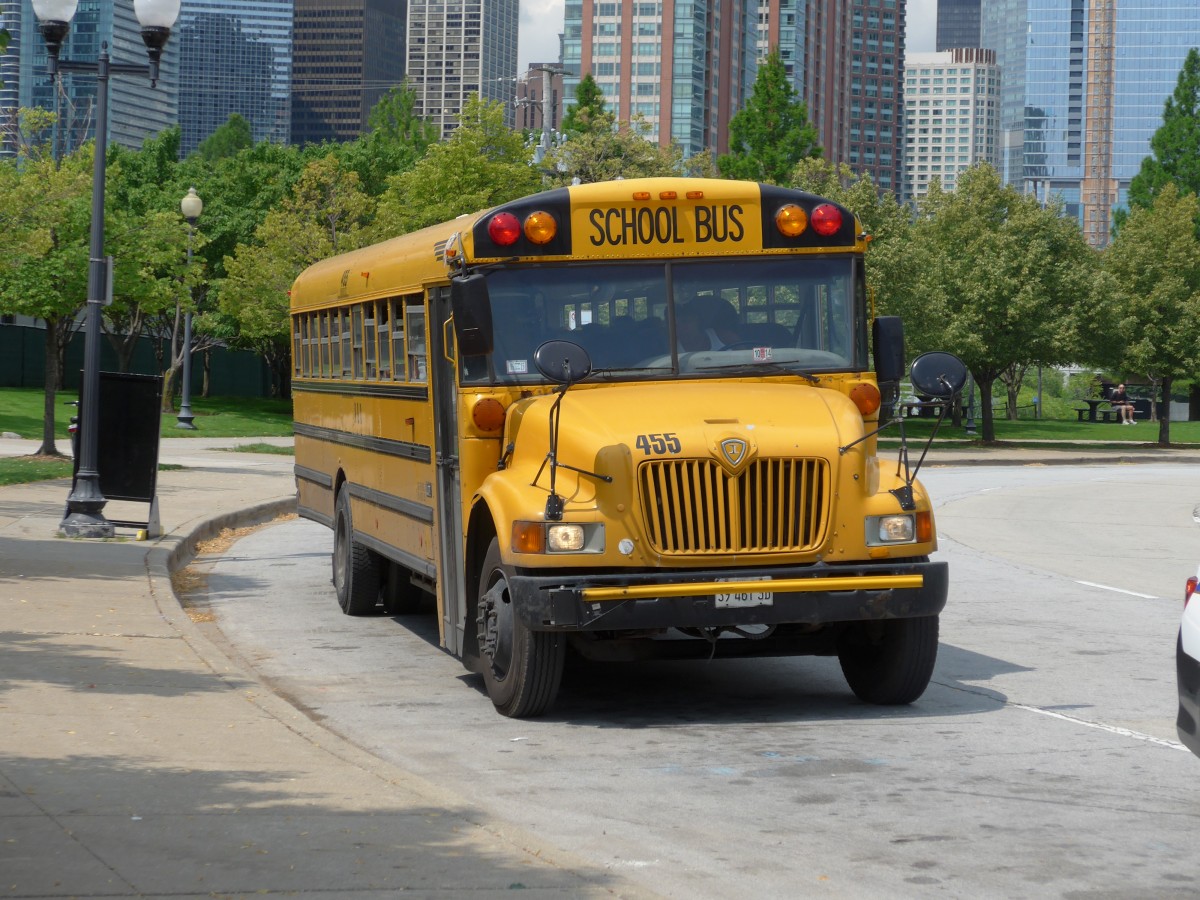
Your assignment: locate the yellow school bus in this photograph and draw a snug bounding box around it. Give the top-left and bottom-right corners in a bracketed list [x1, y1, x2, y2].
[289, 177, 958, 717]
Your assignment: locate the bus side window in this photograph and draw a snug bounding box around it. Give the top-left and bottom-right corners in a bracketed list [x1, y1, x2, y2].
[319, 312, 332, 377]
[363, 304, 377, 380]
[352, 306, 365, 379]
[377, 300, 392, 380]
[389, 298, 405, 380]
[405, 296, 427, 383]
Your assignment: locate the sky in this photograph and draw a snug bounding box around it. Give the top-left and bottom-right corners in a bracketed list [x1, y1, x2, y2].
[518, 0, 940, 72]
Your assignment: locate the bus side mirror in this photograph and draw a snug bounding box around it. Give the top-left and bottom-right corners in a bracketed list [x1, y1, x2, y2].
[872, 316, 905, 387]
[450, 273, 494, 356]
[533, 340, 592, 385]
[910, 351, 967, 399]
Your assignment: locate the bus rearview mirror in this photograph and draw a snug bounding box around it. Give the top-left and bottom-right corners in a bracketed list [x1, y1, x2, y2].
[450, 274, 494, 356]
[872, 316, 905, 386]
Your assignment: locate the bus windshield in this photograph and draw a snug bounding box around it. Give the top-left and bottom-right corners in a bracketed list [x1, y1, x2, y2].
[461, 257, 864, 385]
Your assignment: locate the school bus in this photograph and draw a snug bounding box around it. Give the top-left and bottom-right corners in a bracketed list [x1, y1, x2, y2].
[289, 177, 959, 717]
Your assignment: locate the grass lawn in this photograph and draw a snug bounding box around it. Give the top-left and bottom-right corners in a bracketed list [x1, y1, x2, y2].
[1, 387, 294, 441]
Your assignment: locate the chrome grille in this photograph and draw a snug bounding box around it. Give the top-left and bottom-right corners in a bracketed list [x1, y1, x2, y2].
[638, 458, 829, 554]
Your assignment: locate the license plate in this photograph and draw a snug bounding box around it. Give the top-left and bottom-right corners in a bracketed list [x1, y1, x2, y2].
[714, 579, 773, 608]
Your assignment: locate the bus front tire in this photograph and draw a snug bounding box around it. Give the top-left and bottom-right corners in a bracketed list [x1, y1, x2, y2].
[476, 537, 564, 717]
[837, 615, 939, 705]
[333, 485, 381, 616]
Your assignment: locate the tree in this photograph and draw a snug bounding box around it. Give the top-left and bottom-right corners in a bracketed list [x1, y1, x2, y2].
[1083, 184, 1200, 446]
[560, 73, 612, 137]
[0, 147, 91, 455]
[337, 84, 439, 197]
[1124, 49, 1200, 224]
[718, 50, 821, 185]
[194, 113, 254, 161]
[372, 96, 541, 237]
[221, 155, 374, 396]
[542, 114, 683, 185]
[790, 159, 915, 335]
[901, 165, 1095, 442]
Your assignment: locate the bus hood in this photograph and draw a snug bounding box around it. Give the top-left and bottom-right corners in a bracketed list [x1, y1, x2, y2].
[506, 380, 867, 490]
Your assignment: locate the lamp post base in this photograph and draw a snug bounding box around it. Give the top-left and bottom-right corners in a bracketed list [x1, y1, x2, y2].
[60, 472, 114, 538]
[60, 511, 116, 538]
[176, 410, 197, 430]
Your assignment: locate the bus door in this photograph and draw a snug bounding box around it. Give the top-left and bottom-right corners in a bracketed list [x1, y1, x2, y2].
[428, 286, 467, 656]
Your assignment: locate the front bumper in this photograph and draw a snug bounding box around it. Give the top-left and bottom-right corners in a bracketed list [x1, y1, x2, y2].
[1177, 632, 1200, 757]
[508, 559, 948, 631]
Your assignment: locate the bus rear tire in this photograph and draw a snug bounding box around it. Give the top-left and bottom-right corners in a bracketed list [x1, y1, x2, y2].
[837, 615, 938, 705]
[333, 485, 381, 616]
[476, 537, 564, 717]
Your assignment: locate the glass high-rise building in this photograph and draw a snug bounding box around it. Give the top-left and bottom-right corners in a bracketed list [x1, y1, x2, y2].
[6, 0, 179, 156]
[937, 0, 982, 50]
[563, 0, 758, 159]
[177, 1, 292, 156]
[292, 0, 406, 145]
[986, 0, 1200, 246]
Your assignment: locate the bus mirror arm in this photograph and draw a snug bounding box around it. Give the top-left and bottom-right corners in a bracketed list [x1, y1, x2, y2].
[533, 388, 613, 522]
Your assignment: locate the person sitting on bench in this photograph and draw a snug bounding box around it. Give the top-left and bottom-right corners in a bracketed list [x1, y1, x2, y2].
[1110, 383, 1135, 424]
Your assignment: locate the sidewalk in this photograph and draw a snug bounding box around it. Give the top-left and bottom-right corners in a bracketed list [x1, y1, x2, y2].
[3, 435, 1199, 898]
[1, 437, 654, 899]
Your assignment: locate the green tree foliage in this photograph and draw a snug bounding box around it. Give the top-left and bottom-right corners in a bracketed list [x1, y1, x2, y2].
[372, 96, 540, 237]
[718, 50, 821, 185]
[790, 158, 914, 327]
[337, 83, 439, 196]
[221, 155, 374, 396]
[900, 165, 1095, 441]
[0, 149, 91, 453]
[195, 113, 254, 161]
[542, 115, 683, 185]
[1084, 184, 1200, 445]
[1123, 48, 1200, 228]
[560, 73, 613, 137]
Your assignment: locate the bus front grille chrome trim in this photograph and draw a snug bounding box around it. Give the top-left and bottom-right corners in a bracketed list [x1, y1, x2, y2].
[639, 457, 829, 554]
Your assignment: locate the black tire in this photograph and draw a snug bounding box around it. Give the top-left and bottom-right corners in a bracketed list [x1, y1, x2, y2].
[837, 615, 939, 705]
[475, 537, 565, 717]
[382, 560, 425, 615]
[332, 485, 381, 616]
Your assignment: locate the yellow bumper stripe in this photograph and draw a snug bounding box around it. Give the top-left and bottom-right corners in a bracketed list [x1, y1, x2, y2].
[579, 574, 924, 602]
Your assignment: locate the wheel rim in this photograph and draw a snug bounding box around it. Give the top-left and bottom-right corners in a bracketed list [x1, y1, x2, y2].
[479, 567, 515, 680]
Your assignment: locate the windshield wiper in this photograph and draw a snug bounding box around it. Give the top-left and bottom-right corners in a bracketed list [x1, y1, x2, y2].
[691, 362, 820, 382]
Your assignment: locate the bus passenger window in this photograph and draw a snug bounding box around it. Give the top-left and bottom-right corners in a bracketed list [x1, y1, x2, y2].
[293, 320, 303, 376]
[377, 301, 392, 380]
[363, 305, 377, 380]
[405, 298, 427, 383]
[352, 306, 365, 379]
[390, 299, 405, 380]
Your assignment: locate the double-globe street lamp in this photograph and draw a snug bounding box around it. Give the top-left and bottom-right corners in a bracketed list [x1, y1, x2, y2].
[177, 187, 202, 429]
[33, 0, 182, 537]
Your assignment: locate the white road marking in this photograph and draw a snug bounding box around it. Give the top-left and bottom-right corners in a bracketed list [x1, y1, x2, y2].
[1012, 703, 1189, 751]
[1074, 579, 1159, 600]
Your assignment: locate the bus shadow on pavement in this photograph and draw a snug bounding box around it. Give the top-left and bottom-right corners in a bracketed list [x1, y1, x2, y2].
[505, 641, 1030, 727]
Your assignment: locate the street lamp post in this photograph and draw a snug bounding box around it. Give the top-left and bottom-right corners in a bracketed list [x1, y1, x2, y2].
[34, 0, 182, 538]
[177, 187, 202, 429]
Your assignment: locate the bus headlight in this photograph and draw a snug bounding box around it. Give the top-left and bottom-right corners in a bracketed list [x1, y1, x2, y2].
[548, 524, 585, 552]
[512, 522, 605, 554]
[868, 515, 914, 545]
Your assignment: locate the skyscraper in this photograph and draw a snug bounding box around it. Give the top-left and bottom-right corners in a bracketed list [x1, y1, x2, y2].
[291, 0, 406, 145]
[562, 0, 758, 160]
[985, 0, 1200, 247]
[177, 1, 293, 156]
[937, 0, 982, 50]
[407, 0, 518, 138]
[5, 0, 179, 156]
[904, 48, 1000, 200]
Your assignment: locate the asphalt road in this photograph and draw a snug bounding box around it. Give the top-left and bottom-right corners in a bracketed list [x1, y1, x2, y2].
[189, 463, 1200, 898]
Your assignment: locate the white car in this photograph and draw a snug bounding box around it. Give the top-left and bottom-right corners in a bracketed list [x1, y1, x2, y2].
[1178, 506, 1200, 758]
